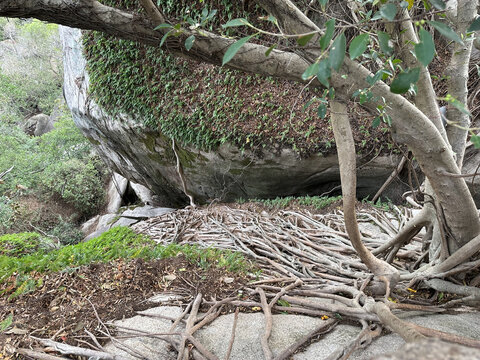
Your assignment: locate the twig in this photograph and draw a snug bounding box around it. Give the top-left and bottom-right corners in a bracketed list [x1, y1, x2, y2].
[274, 318, 338, 360]
[177, 293, 202, 360]
[224, 308, 239, 360]
[372, 155, 408, 203]
[0, 165, 14, 179]
[31, 337, 129, 360]
[172, 137, 195, 207]
[257, 287, 273, 360]
[16, 348, 68, 360]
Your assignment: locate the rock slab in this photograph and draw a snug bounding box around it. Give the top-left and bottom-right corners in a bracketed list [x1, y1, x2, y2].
[103, 305, 480, 360]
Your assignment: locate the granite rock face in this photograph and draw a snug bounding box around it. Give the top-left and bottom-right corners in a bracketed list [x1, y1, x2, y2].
[60, 26, 412, 207]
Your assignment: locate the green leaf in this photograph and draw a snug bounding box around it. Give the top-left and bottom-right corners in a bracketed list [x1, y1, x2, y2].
[266, 15, 277, 23]
[0, 314, 13, 332]
[378, 31, 394, 55]
[429, 0, 446, 10]
[277, 299, 291, 307]
[222, 35, 255, 65]
[222, 18, 250, 28]
[316, 59, 331, 87]
[428, 20, 463, 44]
[159, 30, 172, 47]
[367, 69, 389, 86]
[372, 116, 381, 128]
[154, 23, 173, 30]
[297, 33, 315, 46]
[379, 3, 397, 21]
[206, 10, 218, 21]
[471, 135, 480, 149]
[468, 17, 480, 32]
[318, 0, 328, 8]
[302, 62, 320, 81]
[415, 27, 435, 67]
[303, 97, 317, 111]
[319, 19, 335, 51]
[317, 103, 327, 119]
[265, 44, 277, 57]
[349, 33, 369, 60]
[185, 35, 195, 51]
[329, 33, 346, 71]
[390, 67, 421, 94]
[449, 98, 471, 116]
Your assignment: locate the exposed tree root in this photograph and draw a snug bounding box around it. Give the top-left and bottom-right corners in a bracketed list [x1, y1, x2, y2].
[372, 207, 430, 257]
[21, 187, 480, 359]
[331, 100, 399, 296]
[325, 323, 382, 360]
[172, 137, 196, 208]
[425, 278, 480, 306]
[364, 300, 425, 343]
[275, 318, 338, 360]
[16, 348, 68, 360]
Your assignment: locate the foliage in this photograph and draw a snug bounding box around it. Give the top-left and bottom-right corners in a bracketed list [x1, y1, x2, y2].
[237, 195, 342, 210]
[0, 19, 62, 116]
[49, 218, 85, 245]
[362, 197, 394, 212]
[0, 196, 14, 233]
[0, 105, 107, 224]
[0, 226, 252, 298]
[40, 158, 106, 216]
[0, 313, 13, 332]
[0, 232, 57, 257]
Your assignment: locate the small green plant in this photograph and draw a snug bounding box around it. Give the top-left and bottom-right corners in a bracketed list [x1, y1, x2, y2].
[237, 195, 342, 210]
[0, 313, 13, 332]
[297, 195, 342, 209]
[0, 232, 56, 257]
[362, 197, 393, 212]
[49, 218, 84, 245]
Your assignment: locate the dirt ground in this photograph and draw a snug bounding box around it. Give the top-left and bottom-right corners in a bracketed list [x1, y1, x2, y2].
[0, 255, 250, 358]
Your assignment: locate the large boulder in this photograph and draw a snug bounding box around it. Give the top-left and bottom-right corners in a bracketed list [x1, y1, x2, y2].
[23, 113, 54, 136]
[59, 26, 408, 207]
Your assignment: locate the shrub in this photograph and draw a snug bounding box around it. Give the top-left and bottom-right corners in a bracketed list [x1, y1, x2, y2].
[49, 218, 85, 245]
[0, 105, 107, 226]
[0, 197, 13, 233]
[0, 232, 57, 257]
[0, 19, 62, 116]
[40, 158, 105, 218]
